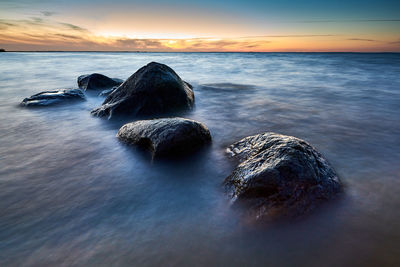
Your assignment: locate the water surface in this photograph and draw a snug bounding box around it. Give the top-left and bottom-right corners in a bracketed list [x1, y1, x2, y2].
[0, 52, 399, 266]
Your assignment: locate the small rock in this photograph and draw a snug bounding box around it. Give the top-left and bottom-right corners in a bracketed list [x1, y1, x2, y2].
[117, 118, 211, 159]
[224, 132, 342, 220]
[77, 73, 123, 90]
[21, 89, 85, 107]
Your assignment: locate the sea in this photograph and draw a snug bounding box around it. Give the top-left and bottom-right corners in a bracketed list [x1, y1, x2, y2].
[0, 52, 399, 266]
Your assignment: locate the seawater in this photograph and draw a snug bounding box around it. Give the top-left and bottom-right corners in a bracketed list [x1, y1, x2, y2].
[0, 52, 399, 266]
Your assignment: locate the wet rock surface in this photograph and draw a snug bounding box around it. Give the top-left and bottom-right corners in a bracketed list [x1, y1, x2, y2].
[91, 62, 194, 119]
[21, 89, 85, 107]
[78, 73, 123, 90]
[99, 87, 118, 97]
[224, 132, 342, 220]
[117, 118, 211, 159]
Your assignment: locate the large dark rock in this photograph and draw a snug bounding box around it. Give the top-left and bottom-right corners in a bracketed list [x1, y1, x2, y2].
[224, 132, 342, 220]
[77, 73, 123, 90]
[21, 89, 85, 107]
[91, 62, 194, 119]
[117, 118, 211, 159]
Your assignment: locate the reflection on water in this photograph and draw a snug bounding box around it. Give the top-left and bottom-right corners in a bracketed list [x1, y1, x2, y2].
[0, 52, 399, 266]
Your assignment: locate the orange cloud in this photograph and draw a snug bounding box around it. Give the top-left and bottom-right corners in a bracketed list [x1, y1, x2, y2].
[0, 17, 399, 52]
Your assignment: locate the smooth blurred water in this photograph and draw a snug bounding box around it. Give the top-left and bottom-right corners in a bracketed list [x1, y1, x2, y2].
[0, 52, 399, 266]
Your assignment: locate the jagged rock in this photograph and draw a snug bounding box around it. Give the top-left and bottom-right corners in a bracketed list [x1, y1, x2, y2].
[117, 118, 211, 158]
[21, 89, 85, 107]
[91, 62, 194, 119]
[77, 73, 123, 90]
[224, 132, 342, 220]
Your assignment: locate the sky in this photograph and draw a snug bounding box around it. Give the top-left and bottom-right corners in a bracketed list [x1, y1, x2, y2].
[0, 0, 399, 52]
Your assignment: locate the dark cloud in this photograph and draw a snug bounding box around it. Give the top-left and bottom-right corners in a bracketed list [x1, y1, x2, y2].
[297, 19, 400, 23]
[41, 11, 56, 17]
[59, 23, 88, 32]
[54, 34, 82, 40]
[187, 42, 207, 48]
[0, 20, 17, 27]
[184, 34, 337, 40]
[242, 42, 271, 48]
[23, 33, 44, 38]
[206, 40, 238, 48]
[237, 34, 337, 39]
[30, 17, 43, 23]
[388, 39, 400, 45]
[0, 18, 88, 32]
[183, 39, 271, 51]
[116, 38, 165, 49]
[186, 40, 237, 49]
[243, 44, 259, 48]
[21, 18, 45, 26]
[347, 38, 377, 42]
[0, 18, 42, 28]
[0, 18, 43, 29]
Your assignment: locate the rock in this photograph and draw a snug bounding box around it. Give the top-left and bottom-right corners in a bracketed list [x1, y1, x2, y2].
[91, 62, 194, 119]
[117, 118, 211, 158]
[224, 132, 342, 220]
[77, 73, 123, 90]
[21, 89, 85, 107]
[99, 87, 117, 97]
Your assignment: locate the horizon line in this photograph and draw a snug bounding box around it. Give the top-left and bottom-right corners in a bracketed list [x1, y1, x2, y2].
[1, 50, 400, 53]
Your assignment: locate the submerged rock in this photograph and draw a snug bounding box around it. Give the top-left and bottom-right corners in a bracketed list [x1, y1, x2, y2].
[21, 89, 85, 107]
[117, 118, 211, 158]
[91, 62, 194, 119]
[224, 132, 342, 220]
[78, 73, 123, 90]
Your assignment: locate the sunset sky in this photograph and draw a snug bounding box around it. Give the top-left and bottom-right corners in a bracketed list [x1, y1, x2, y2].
[0, 0, 399, 52]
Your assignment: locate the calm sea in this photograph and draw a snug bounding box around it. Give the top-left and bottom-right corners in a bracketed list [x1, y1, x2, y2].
[0, 52, 399, 266]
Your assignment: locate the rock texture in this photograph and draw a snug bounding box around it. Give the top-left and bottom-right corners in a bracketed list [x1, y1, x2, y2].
[224, 132, 342, 220]
[99, 87, 117, 97]
[91, 62, 194, 119]
[117, 118, 211, 158]
[21, 89, 85, 107]
[78, 73, 123, 90]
